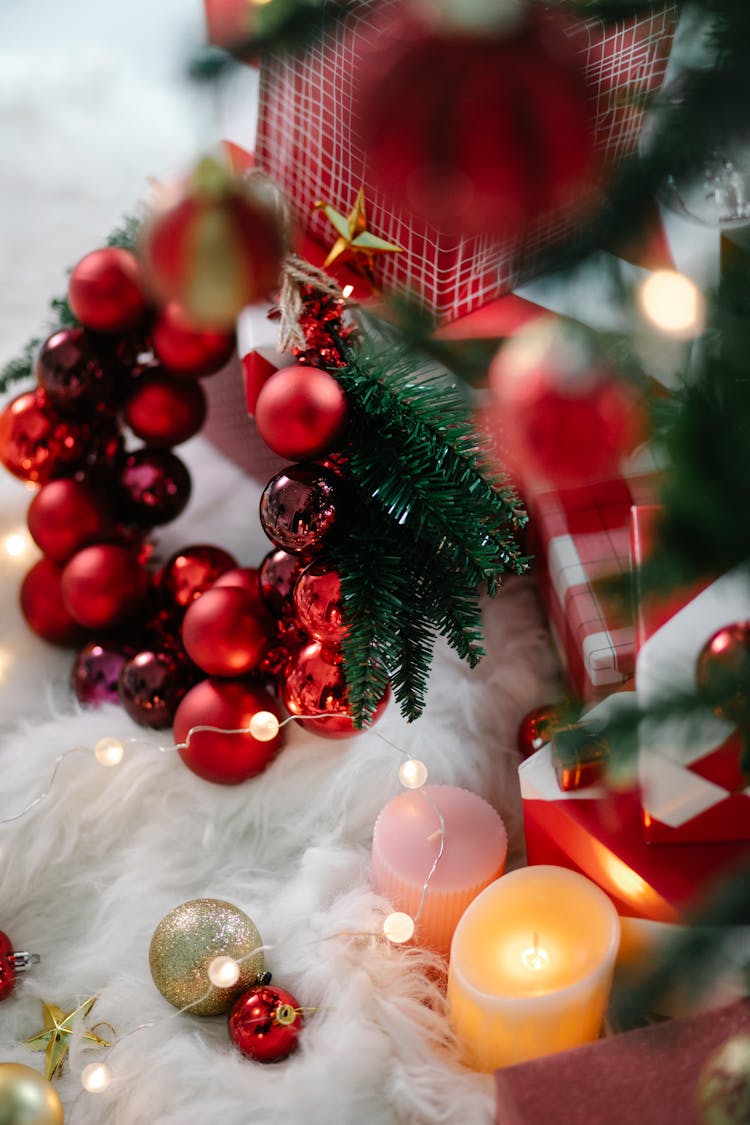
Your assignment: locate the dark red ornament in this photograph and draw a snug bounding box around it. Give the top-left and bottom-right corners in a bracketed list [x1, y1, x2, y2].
[293, 561, 348, 642]
[697, 623, 750, 728]
[259, 549, 308, 615]
[173, 678, 284, 784]
[159, 544, 238, 610]
[61, 543, 149, 630]
[151, 302, 236, 378]
[0, 931, 38, 1003]
[72, 641, 130, 707]
[36, 327, 115, 412]
[282, 640, 389, 738]
[119, 650, 194, 729]
[259, 617, 309, 681]
[255, 365, 347, 461]
[27, 478, 112, 563]
[20, 558, 82, 646]
[68, 247, 148, 333]
[228, 984, 303, 1063]
[0, 389, 87, 484]
[259, 465, 341, 555]
[517, 703, 559, 759]
[181, 587, 270, 677]
[118, 448, 191, 527]
[123, 374, 207, 447]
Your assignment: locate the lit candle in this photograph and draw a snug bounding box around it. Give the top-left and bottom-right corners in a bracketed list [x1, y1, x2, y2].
[448, 865, 620, 1070]
[371, 785, 508, 956]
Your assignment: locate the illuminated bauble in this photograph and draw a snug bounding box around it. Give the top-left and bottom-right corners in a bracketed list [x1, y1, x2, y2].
[152, 301, 236, 378]
[20, 558, 82, 646]
[72, 641, 130, 707]
[255, 365, 347, 461]
[117, 447, 191, 527]
[36, 327, 115, 412]
[293, 560, 348, 642]
[282, 640, 389, 738]
[0, 931, 17, 1001]
[517, 703, 559, 758]
[174, 678, 284, 784]
[0, 1063, 64, 1125]
[159, 544, 238, 610]
[123, 374, 206, 447]
[149, 898, 264, 1016]
[228, 984, 303, 1063]
[259, 549, 308, 615]
[696, 623, 750, 729]
[61, 543, 149, 630]
[0, 389, 88, 484]
[698, 1034, 750, 1125]
[119, 650, 195, 729]
[181, 587, 270, 677]
[259, 464, 341, 555]
[27, 478, 112, 563]
[68, 247, 148, 333]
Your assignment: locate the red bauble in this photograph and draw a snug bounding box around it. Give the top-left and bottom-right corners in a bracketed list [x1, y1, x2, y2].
[228, 984, 303, 1063]
[0, 389, 88, 484]
[0, 931, 16, 1002]
[119, 650, 195, 729]
[118, 448, 191, 526]
[356, 13, 597, 237]
[173, 678, 284, 784]
[259, 549, 308, 615]
[68, 247, 148, 333]
[159, 544, 238, 610]
[72, 641, 131, 707]
[36, 327, 115, 412]
[213, 565, 264, 603]
[517, 703, 559, 758]
[181, 587, 270, 677]
[27, 478, 112, 563]
[124, 374, 207, 447]
[255, 365, 347, 461]
[61, 543, 149, 630]
[696, 623, 750, 728]
[152, 302, 236, 378]
[20, 558, 82, 646]
[293, 561, 347, 642]
[259, 465, 341, 555]
[282, 640, 389, 738]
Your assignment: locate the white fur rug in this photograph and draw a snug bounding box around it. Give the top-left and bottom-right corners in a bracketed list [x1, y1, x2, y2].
[0, 4, 559, 1122]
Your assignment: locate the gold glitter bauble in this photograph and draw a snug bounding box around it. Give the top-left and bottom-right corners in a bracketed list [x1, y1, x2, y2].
[699, 1033, 750, 1125]
[0, 1063, 64, 1125]
[149, 898, 264, 1017]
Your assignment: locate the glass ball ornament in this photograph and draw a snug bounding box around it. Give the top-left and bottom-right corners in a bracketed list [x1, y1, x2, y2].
[117, 447, 192, 527]
[259, 464, 342, 555]
[228, 983, 303, 1063]
[61, 543, 150, 631]
[72, 641, 130, 707]
[119, 650, 195, 729]
[158, 544, 238, 610]
[68, 247, 148, 333]
[123, 374, 207, 447]
[0, 1063, 64, 1125]
[152, 301, 236, 378]
[27, 478, 112, 563]
[293, 560, 348, 642]
[0, 389, 89, 484]
[36, 327, 116, 412]
[259, 548, 309, 614]
[696, 622, 750, 729]
[20, 558, 83, 646]
[181, 586, 271, 677]
[282, 640, 390, 738]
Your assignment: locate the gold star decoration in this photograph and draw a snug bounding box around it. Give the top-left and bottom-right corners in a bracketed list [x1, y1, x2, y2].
[24, 996, 111, 1081]
[314, 187, 402, 290]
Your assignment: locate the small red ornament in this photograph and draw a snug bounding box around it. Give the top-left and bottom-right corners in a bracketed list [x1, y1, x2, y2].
[517, 703, 560, 759]
[36, 327, 115, 412]
[119, 650, 195, 729]
[72, 641, 131, 707]
[117, 448, 192, 526]
[152, 302, 236, 378]
[259, 465, 342, 555]
[213, 565, 264, 604]
[61, 543, 149, 630]
[228, 984, 303, 1063]
[124, 375, 207, 447]
[258, 549, 308, 615]
[173, 678, 284, 784]
[0, 931, 39, 1002]
[68, 247, 148, 333]
[293, 560, 348, 642]
[0, 389, 88, 484]
[181, 587, 270, 677]
[255, 365, 347, 461]
[20, 558, 82, 646]
[27, 478, 112, 563]
[696, 622, 750, 727]
[282, 640, 389, 738]
[159, 544, 238, 610]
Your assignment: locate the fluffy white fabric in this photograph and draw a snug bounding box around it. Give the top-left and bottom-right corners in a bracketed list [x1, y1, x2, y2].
[0, 4, 559, 1121]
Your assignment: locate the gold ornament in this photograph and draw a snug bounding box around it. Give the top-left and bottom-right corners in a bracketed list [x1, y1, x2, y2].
[314, 187, 402, 290]
[0, 1062, 64, 1125]
[699, 1033, 750, 1125]
[24, 997, 110, 1081]
[149, 898, 264, 1016]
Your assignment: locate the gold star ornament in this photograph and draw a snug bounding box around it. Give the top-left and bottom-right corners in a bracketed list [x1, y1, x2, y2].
[24, 996, 111, 1081]
[314, 187, 402, 290]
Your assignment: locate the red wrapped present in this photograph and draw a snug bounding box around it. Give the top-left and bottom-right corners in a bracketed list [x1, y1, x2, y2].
[632, 505, 750, 844]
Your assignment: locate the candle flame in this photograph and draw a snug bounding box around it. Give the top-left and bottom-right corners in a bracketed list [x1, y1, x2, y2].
[520, 932, 548, 971]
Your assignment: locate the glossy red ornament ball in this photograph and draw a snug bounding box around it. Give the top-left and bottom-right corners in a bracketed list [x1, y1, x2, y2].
[255, 365, 347, 461]
[72, 641, 130, 707]
[293, 561, 348, 642]
[119, 650, 195, 729]
[213, 566, 266, 607]
[517, 703, 559, 758]
[124, 374, 207, 447]
[152, 302, 236, 378]
[228, 984, 303, 1063]
[27, 478, 112, 563]
[181, 587, 270, 677]
[259, 465, 341, 555]
[696, 622, 750, 728]
[282, 640, 389, 738]
[173, 678, 284, 784]
[61, 543, 149, 630]
[20, 558, 82, 646]
[118, 447, 191, 526]
[0, 389, 88, 484]
[0, 931, 17, 1002]
[259, 549, 308, 615]
[36, 327, 115, 412]
[68, 247, 148, 333]
[159, 544, 238, 610]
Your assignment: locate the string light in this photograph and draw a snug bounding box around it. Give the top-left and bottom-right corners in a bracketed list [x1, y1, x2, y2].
[94, 737, 125, 767]
[207, 956, 241, 988]
[637, 269, 705, 338]
[382, 912, 415, 944]
[81, 1062, 112, 1093]
[398, 758, 428, 789]
[341, 284, 354, 299]
[248, 710, 281, 742]
[2, 531, 31, 559]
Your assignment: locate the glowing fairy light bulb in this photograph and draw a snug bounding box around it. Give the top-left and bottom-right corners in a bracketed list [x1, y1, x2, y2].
[383, 912, 415, 944]
[94, 737, 125, 767]
[81, 1062, 112, 1093]
[398, 758, 428, 789]
[2, 531, 31, 559]
[208, 956, 241, 988]
[638, 270, 705, 338]
[249, 710, 280, 742]
[341, 285, 354, 299]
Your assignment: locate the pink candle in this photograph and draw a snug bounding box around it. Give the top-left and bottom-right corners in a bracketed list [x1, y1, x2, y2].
[371, 785, 508, 955]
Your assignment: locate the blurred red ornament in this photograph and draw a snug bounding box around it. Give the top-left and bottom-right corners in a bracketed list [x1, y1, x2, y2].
[259, 465, 341, 555]
[255, 365, 347, 461]
[228, 984, 303, 1063]
[27, 478, 112, 563]
[293, 560, 348, 642]
[173, 678, 284, 784]
[36, 327, 115, 412]
[20, 558, 83, 646]
[517, 703, 559, 758]
[61, 543, 149, 630]
[68, 247, 148, 333]
[124, 375, 207, 447]
[181, 586, 270, 677]
[213, 565, 264, 604]
[696, 623, 750, 729]
[72, 641, 131, 707]
[0, 931, 38, 1003]
[258, 549, 308, 615]
[152, 302, 236, 378]
[159, 544, 238, 610]
[0, 389, 88, 484]
[282, 640, 389, 738]
[117, 448, 191, 527]
[119, 650, 195, 729]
